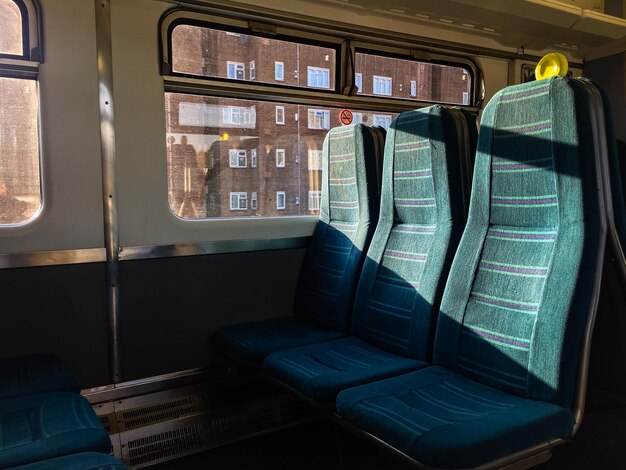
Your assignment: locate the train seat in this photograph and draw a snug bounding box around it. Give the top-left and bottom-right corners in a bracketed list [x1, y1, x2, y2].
[0, 392, 111, 468]
[0, 355, 78, 401]
[214, 124, 384, 365]
[7, 453, 126, 470]
[336, 77, 606, 467]
[264, 106, 470, 402]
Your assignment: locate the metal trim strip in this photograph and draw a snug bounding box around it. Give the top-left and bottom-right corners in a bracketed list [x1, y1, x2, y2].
[0, 248, 107, 269]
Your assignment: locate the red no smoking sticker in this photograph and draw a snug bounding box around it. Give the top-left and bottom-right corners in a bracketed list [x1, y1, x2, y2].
[339, 109, 353, 125]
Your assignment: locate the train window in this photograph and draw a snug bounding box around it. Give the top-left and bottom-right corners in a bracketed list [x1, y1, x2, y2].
[0, 0, 42, 226]
[170, 24, 337, 91]
[162, 13, 474, 221]
[164, 92, 397, 219]
[0, 0, 22, 55]
[354, 51, 472, 105]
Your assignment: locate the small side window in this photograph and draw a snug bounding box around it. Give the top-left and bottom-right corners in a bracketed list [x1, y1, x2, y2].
[0, 0, 42, 226]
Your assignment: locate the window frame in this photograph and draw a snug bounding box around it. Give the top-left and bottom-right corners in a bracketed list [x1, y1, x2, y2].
[306, 66, 330, 89]
[275, 148, 286, 168]
[308, 190, 321, 211]
[276, 191, 286, 210]
[226, 60, 245, 80]
[228, 149, 247, 168]
[160, 10, 483, 226]
[249, 60, 255, 80]
[274, 61, 284, 81]
[307, 108, 330, 130]
[251, 148, 257, 168]
[372, 75, 392, 96]
[0, 0, 43, 228]
[230, 191, 248, 210]
[275, 105, 285, 125]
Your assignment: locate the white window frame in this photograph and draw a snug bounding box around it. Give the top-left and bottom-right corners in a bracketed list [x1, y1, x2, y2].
[355, 73, 362, 93]
[230, 192, 247, 210]
[275, 61, 284, 81]
[373, 75, 392, 96]
[223, 106, 251, 125]
[227, 61, 245, 80]
[308, 190, 322, 210]
[308, 109, 330, 130]
[276, 148, 286, 168]
[373, 114, 392, 129]
[251, 191, 258, 209]
[307, 149, 323, 170]
[276, 191, 286, 210]
[229, 149, 247, 168]
[275, 106, 285, 125]
[249, 60, 256, 80]
[251, 148, 257, 168]
[307, 66, 330, 88]
[410, 80, 417, 97]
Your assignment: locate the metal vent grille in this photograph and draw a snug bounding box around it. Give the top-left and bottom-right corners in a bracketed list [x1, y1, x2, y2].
[119, 395, 205, 431]
[95, 378, 316, 468]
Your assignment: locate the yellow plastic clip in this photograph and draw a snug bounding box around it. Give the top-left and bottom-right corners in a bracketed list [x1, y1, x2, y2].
[535, 53, 568, 80]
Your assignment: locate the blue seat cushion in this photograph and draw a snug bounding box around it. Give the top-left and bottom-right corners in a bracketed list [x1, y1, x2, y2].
[336, 366, 574, 468]
[263, 337, 426, 402]
[0, 355, 78, 400]
[214, 317, 346, 365]
[0, 392, 111, 468]
[9, 453, 126, 470]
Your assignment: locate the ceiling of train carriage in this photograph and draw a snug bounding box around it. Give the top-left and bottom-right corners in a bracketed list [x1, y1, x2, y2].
[309, 0, 626, 58]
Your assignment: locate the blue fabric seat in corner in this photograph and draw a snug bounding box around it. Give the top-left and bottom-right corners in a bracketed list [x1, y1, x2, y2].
[215, 124, 384, 365]
[8, 453, 126, 470]
[337, 77, 605, 468]
[0, 392, 111, 468]
[0, 355, 78, 400]
[264, 106, 469, 402]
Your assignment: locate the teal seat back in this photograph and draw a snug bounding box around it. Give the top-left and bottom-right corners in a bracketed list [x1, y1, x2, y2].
[351, 106, 468, 360]
[434, 78, 604, 408]
[294, 124, 383, 332]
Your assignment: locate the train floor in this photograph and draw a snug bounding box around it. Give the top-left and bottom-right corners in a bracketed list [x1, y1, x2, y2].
[151, 401, 626, 470]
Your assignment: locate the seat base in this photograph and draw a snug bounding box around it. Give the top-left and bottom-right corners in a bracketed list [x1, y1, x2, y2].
[336, 366, 574, 468]
[214, 316, 346, 365]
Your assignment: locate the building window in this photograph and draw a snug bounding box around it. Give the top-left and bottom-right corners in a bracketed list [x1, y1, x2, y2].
[230, 192, 247, 210]
[373, 114, 393, 130]
[0, 0, 42, 226]
[250, 60, 255, 80]
[275, 61, 284, 81]
[308, 109, 330, 130]
[355, 73, 362, 93]
[462, 91, 469, 105]
[223, 106, 252, 125]
[227, 61, 245, 80]
[373, 76, 392, 96]
[276, 191, 286, 210]
[251, 192, 258, 209]
[229, 149, 247, 168]
[307, 66, 330, 88]
[276, 149, 286, 168]
[410, 80, 417, 97]
[352, 113, 363, 124]
[308, 149, 323, 170]
[275, 106, 285, 125]
[251, 148, 257, 168]
[308, 191, 322, 210]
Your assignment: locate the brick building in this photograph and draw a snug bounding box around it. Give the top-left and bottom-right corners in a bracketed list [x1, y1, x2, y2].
[165, 25, 470, 219]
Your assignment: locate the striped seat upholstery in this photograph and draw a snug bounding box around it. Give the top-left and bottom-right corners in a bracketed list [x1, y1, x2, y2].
[214, 124, 383, 365]
[337, 77, 605, 467]
[0, 354, 78, 400]
[264, 106, 468, 401]
[0, 392, 111, 468]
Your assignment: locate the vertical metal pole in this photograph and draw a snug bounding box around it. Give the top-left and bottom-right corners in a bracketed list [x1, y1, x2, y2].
[95, 0, 122, 383]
